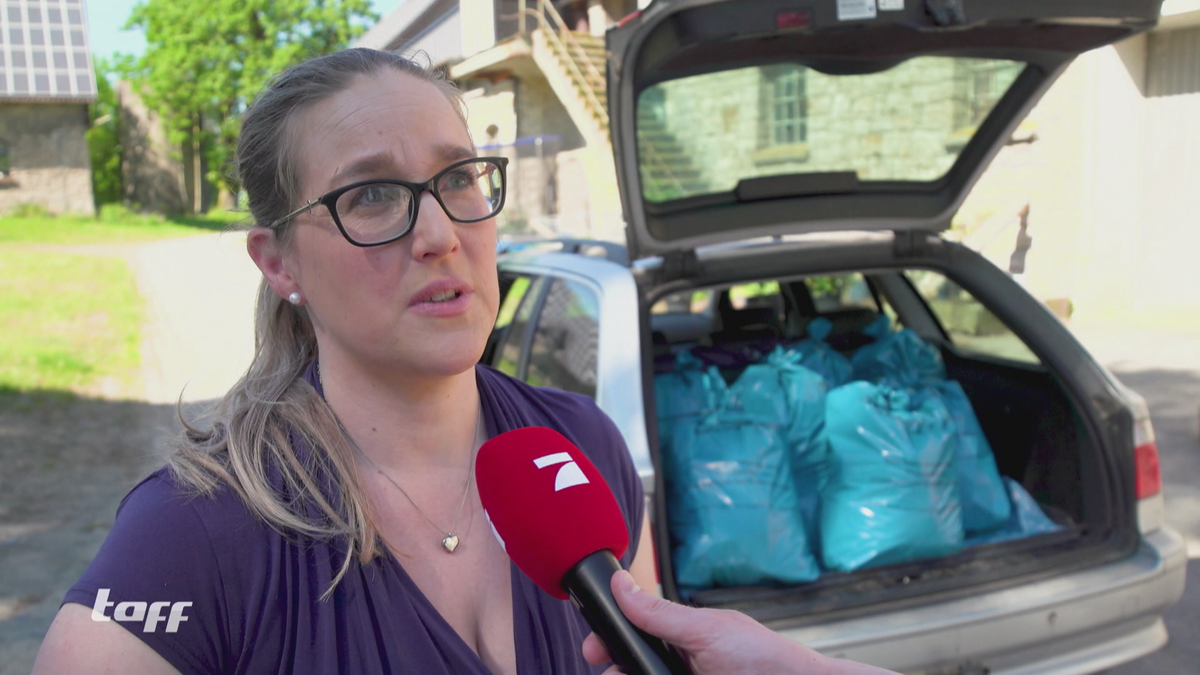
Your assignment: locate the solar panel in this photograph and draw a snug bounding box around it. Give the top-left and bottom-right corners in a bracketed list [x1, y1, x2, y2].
[0, 0, 96, 101]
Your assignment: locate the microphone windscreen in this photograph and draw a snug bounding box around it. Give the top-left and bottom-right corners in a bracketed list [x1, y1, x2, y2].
[476, 426, 630, 599]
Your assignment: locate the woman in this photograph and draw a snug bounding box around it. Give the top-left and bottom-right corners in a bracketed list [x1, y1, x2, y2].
[33, 49, 656, 675]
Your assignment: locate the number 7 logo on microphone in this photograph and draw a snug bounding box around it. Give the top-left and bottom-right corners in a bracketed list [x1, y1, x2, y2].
[533, 452, 591, 492]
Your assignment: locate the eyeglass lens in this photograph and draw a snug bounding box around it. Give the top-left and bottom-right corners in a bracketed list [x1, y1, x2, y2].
[334, 160, 503, 245]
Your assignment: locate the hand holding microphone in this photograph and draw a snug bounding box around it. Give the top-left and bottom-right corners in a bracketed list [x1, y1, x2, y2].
[583, 570, 901, 675]
[476, 427, 689, 675]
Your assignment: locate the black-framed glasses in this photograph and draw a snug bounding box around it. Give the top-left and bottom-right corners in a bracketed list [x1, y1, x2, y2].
[269, 156, 509, 247]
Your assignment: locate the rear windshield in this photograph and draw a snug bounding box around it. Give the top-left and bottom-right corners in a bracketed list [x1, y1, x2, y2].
[636, 57, 1025, 202]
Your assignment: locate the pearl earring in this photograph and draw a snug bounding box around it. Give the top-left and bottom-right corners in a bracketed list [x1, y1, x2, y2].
[288, 292, 303, 305]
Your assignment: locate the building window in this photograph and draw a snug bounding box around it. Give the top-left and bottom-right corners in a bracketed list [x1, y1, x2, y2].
[954, 60, 1018, 130]
[763, 66, 807, 147]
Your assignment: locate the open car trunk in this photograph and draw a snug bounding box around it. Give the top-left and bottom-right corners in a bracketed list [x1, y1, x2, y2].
[640, 234, 1137, 624]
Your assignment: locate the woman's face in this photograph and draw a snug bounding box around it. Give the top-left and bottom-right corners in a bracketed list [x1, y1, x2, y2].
[276, 70, 500, 380]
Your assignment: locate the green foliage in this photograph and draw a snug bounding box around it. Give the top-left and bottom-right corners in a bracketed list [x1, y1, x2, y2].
[0, 250, 142, 393]
[643, 180, 689, 203]
[121, 0, 377, 198]
[729, 281, 780, 302]
[806, 275, 850, 299]
[7, 203, 51, 218]
[87, 58, 123, 207]
[0, 211, 235, 244]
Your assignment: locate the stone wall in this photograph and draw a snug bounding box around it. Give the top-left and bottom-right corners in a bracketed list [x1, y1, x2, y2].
[462, 69, 602, 237]
[118, 81, 188, 215]
[651, 58, 1020, 195]
[0, 102, 94, 215]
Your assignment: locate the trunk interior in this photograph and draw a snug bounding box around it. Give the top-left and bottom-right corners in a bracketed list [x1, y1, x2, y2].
[644, 259, 1131, 624]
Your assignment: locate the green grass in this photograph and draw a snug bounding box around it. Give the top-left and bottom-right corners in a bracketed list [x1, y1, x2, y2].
[0, 207, 246, 245]
[0, 249, 143, 393]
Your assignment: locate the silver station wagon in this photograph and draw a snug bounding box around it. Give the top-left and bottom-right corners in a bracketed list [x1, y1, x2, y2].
[485, 1, 1187, 672]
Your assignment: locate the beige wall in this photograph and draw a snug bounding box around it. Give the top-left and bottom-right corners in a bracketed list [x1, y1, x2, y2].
[1135, 92, 1200, 312]
[964, 30, 1200, 318]
[460, 0, 497, 56]
[0, 102, 94, 215]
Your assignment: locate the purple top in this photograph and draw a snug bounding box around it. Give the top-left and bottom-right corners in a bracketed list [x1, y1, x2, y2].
[63, 364, 645, 674]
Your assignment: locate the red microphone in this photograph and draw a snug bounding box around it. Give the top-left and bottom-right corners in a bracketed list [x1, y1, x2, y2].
[476, 427, 688, 675]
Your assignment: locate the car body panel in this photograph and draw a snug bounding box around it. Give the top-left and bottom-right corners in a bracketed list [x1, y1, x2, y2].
[496, 239, 1185, 673]
[775, 527, 1186, 674]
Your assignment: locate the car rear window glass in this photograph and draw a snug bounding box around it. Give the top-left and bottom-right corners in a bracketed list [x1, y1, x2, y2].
[636, 57, 1025, 201]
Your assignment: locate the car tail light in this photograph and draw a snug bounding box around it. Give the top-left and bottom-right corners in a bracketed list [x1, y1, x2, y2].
[1127, 391, 1165, 534]
[1133, 416, 1162, 499]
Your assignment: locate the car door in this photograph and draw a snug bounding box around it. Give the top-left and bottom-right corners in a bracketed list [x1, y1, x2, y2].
[487, 270, 603, 400]
[485, 272, 546, 377]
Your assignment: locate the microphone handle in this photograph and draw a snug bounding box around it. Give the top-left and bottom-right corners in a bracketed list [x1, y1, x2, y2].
[562, 550, 691, 675]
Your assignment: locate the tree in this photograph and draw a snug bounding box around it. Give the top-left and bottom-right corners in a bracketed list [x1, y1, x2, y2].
[122, 0, 376, 210]
[87, 57, 123, 207]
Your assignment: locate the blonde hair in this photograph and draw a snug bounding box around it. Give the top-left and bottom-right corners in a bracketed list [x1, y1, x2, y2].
[169, 49, 467, 599]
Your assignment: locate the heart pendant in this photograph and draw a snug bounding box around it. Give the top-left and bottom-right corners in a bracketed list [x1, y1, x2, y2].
[442, 534, 460, 553]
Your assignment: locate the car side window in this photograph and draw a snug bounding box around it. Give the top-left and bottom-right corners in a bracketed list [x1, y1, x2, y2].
[905, 270, 1040, 365]
[492, 275, 545, 377]
[524, 278, 600, 398]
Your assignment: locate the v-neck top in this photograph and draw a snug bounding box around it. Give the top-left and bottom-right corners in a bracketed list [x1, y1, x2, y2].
[62, 364, 646, 674]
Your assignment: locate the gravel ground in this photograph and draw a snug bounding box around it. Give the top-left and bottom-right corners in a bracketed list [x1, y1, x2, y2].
[0, 233, 259, 674]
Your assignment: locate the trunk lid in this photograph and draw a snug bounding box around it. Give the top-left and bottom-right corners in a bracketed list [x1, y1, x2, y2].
[606, 0, 1159, 262]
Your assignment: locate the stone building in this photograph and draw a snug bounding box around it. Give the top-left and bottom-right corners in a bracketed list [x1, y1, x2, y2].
[356, 0, 646, 241]
[0, 0, 96, 215]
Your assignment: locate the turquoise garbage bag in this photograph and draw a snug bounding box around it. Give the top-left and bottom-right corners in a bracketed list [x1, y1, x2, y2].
[966, 477, 1063, 546]
[821, 382, 963, 572]
[654, 350, 722, 454]
[723, 346, 829, 550]
[785, 318, 854, 389]
[667, 351, 825, 588]
[668, 415, 821, 587]
[851, 328, 946, 387]
[863, 314, 894, 340]
[923, 381, 1011, 533]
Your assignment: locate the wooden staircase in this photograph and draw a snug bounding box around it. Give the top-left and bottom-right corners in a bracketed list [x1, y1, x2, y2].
[636, 115, 709, 201]
[531, 22, 609, 138]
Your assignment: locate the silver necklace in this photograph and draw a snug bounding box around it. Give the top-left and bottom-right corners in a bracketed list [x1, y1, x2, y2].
[320, 361, 480, 554]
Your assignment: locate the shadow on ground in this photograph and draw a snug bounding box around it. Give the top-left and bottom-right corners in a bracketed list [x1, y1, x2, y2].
[0, 387, 215, 675]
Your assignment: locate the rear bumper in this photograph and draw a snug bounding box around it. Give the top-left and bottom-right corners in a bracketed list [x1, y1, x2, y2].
[778, 526, 1188, 674]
